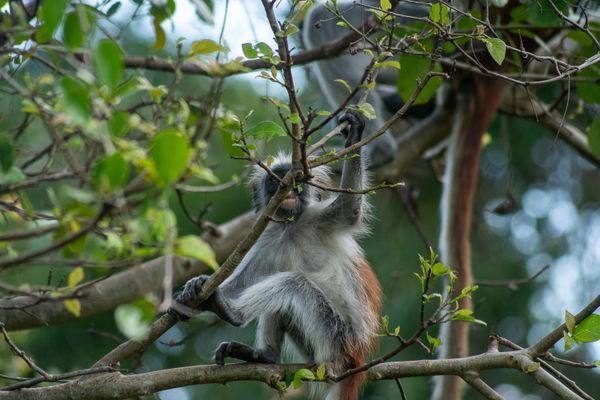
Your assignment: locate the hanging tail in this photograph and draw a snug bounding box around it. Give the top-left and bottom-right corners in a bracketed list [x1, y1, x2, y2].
[326, 372, 365, 400]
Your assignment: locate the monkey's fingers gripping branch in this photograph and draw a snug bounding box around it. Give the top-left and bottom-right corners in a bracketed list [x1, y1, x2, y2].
[169, 276, 208, 321]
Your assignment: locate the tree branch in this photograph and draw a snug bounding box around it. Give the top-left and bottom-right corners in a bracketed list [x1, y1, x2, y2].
[0, 212, 256, 331]
[529, 294, 600, 356]
[0, 350, 582, 400]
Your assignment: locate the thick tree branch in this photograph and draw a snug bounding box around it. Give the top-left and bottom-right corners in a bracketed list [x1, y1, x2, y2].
[0, 350, 584, 400]
[529, 294, 600, 356]
[5, 281, 598, 400]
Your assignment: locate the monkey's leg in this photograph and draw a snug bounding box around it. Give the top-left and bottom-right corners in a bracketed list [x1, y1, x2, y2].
[214, 341, 278, 365]
[228, 272, 348, 365]
[215, 315, 284, 365]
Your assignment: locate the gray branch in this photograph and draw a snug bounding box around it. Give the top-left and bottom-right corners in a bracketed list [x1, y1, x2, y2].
[0, 349, 585, 400]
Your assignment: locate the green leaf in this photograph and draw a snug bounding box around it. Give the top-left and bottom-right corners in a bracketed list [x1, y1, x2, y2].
[190, 39, 228, 55]
[149, 0, 176, 21]
[451, 309, 487, 325]
[429, 2, 450, 26]
[175, 235, 218, 270]
[60, 77, 91, 125]
[189, 164, 220, 184]
[21, 99, 40, 114]
[525, 0, 569, 26]
[431, 262, 449, 276]
[489, 0, 509, 6]
[396, 55, 443, 105]
[335, 79, 352, 93]
[482, 38, 506, 65]
[573, 314, 600, 343]
[92, 152, 130, 192]
[587, 118, 600, 158]
[284, 369, 293, 387]
[455, 285, 479, 301]
[94, 39, 124, 89]
[108, 112, 130, 137]
[63, 12, 83, 49]
[316, 364, 326, 380]
[0, 133, 15, 173]
[63, 299, 81, 317]
[565, 310, 576, 334]
[577, 69, 600, 104]
[245, 121, 287, 141]
[427, 332, 442, 351]
[286, 23, 299, 36]
[453, 309, 474, 317]
[0, 167, 26, 185]
[374, 61, 400, 70]
[36, 0, 68, 43]
[115, 304, 151, 340]
[563, 330, 576, 351]
[62, 6, 96, 49]
[413, 272, 425, 292]
[242, 43, 258, 58]
[380, 0, 392, 11]
[358, 103, 377, 120]
[106, 2, 122, 17]
[381, 315, 390, 333]
[292, 368, 314, 389]
[152, 18, 166, 50]
[278, 23, 299, 37]
[149, 129, 190, 186]
[255, 42, 273, 57]
[68, 267, 84, 288]
[288, 113, 301, 124]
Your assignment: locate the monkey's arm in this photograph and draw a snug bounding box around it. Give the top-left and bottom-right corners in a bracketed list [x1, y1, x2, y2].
[302, 2, 430, 167]
[303, 3, 396, 166]
[171, 275, 243, 326]
[318, 111, 366, 227]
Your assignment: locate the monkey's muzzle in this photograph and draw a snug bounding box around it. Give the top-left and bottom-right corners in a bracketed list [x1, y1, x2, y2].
[280, 194, 297, 210]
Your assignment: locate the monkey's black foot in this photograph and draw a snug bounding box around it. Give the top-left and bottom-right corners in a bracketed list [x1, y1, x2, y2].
[338, 110, 365, 145]
[214, 341, 278, 365]
[169, 275, 209, 321]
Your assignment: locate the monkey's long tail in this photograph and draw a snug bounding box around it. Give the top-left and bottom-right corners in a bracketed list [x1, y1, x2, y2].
[326, 371, 365, 400]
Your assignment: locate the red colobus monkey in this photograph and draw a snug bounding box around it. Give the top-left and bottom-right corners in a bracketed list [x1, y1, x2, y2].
[173, 112, 381, 400]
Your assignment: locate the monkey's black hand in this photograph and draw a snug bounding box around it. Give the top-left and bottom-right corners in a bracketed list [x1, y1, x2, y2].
[169, 275, 209, 321]
[338, 110, 365, 147]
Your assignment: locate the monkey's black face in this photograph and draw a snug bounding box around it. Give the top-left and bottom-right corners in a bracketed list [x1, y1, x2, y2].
[261, 163, 311, 219]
